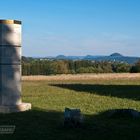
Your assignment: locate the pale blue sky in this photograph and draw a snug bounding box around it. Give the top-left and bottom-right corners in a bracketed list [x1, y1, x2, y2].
[1, 0, 140, 56]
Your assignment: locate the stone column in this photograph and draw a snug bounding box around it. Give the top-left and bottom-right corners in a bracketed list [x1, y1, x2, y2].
[0, 19, 31, 113]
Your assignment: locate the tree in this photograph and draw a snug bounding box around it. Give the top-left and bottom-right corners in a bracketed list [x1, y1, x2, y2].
[130, 60, 140, 73]
[112, 62, 131, 73]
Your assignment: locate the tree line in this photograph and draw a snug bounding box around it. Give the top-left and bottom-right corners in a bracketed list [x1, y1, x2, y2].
[22, 57, 140, 75]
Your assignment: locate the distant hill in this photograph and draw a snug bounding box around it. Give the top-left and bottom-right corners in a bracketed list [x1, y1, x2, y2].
[55, 55, 84, 60]
[51, 53, 140, 64]
[27, 53, 140, 64]
[110, 53, 123, 57]
[55, 55, 66, 59]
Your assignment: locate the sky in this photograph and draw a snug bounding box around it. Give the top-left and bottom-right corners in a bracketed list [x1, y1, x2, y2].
[1, 0, 140, 57]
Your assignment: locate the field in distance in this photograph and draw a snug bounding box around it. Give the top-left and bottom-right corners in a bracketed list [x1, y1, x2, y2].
[22, 73, 140, 81]
[1, 73, 140, 140]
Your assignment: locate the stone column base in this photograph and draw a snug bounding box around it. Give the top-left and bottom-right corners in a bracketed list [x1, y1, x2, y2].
[0, 103, 31, 113]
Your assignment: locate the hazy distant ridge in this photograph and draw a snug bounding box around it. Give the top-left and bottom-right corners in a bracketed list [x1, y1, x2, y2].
[50, 53, 140, 64]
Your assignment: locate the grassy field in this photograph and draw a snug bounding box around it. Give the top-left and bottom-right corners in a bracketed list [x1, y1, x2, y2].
[0, 74, 140, 140]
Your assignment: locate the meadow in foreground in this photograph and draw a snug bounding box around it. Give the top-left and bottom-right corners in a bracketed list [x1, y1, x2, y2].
[0, 74, 140, 140]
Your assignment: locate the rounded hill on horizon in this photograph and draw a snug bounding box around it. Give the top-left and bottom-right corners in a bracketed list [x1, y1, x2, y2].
[110, 53, 123, 57]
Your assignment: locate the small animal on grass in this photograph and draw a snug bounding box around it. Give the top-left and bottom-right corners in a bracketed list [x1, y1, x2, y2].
[64, 108, 84, 127]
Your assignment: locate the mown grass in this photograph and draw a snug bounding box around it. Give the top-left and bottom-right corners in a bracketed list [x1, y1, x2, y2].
[0, 76, 140, 140]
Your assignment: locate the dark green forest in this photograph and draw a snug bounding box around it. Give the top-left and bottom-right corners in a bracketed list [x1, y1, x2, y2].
[22, 57, 140, 75]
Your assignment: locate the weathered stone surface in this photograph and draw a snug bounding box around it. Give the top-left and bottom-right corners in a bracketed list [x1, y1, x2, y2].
[0, 47, 21, 64]
[0, 19, 31, 113]
[64, 108, 84, 127]
[0, 65, 21, 105]
[0, 24, 21, 46]
[0, 103, 31, 113]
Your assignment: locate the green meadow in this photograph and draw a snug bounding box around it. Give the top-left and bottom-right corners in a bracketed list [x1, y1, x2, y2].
[0, 75, 140, 140]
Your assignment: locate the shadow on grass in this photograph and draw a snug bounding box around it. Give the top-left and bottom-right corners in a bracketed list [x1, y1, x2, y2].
[50, 84, 140, 101]
[0, 108, 140, 140]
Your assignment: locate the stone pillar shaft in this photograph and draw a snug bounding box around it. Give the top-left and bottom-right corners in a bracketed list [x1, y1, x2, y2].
[0, 20, 31, 113]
